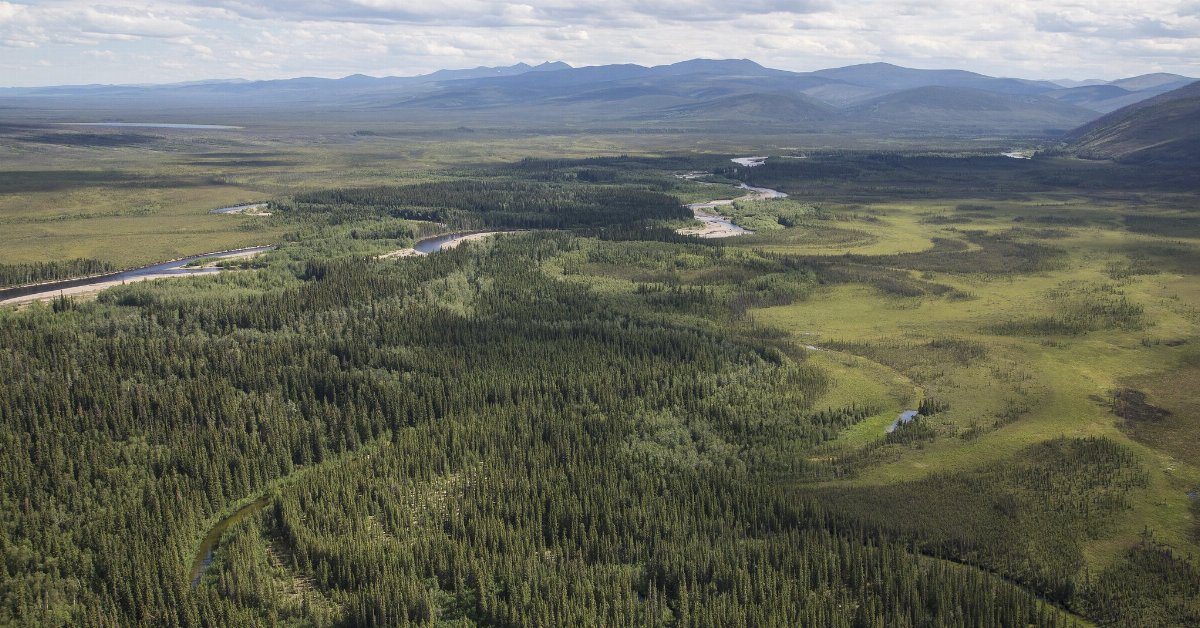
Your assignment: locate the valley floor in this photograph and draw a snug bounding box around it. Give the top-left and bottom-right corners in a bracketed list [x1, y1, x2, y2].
[1, 147, 1198, 626]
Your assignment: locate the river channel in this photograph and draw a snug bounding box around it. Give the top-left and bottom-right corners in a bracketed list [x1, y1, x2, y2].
[189, 496, 271, 587]
[0, 246, 275, 305]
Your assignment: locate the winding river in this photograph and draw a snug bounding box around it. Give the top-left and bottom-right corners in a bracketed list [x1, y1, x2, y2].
[387, 156, 784, 251]
[677, 158, 787, 238]
[189, 496, 271, 587]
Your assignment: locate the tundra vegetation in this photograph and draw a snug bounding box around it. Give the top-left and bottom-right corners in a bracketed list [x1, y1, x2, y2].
[0, 122, 1198, 626]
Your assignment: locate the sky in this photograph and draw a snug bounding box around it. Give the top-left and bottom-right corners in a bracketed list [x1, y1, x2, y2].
[0, 0, 1197, 87]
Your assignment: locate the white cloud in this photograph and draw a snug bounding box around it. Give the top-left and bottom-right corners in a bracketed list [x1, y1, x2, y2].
[544, 27, 589, 41]
[76, 6, 197, 38]
[1, 38, 38, 48]
[0, 0, 1197, 85]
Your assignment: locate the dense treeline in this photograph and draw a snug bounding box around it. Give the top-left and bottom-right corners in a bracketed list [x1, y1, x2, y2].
[0, 258, 113, 288]
[1075, 536, 1200, 625]
[500, 155, 733, 188]
[819, 437, 1151, 608]
[288, 180, 690, 230]
[0, 227, 1073, 626]
[724, 152, 1200, 200]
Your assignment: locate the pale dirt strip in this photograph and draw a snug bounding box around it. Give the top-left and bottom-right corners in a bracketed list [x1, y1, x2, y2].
[3, 273, 196, 306]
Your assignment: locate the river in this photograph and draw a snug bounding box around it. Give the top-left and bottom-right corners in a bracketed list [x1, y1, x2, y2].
[389, 156, 782, 248]
[189, 496, 271, 587]
[731, 156, 769, 167]
[677, 159, 787, 238]
[0, 246, 275, 305]
[413, 231, 513, 254]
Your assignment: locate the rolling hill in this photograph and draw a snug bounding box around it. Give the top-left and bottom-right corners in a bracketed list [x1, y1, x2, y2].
[1045, 73, 1199, 113]
[810, 62, 1058, 95]
[845, 86, 1097, 135]
[1046, 84, 1137, 113]
[1065, 80, 1200, 163]
[1109, 73, 1195, 92]
[651, 92, 835, 125]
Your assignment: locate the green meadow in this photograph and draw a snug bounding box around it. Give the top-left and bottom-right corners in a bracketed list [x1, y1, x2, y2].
[739, 173, 1200, 567]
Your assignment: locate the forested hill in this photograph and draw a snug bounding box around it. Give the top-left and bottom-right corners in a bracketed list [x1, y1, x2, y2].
[2, 155, 1198, 625]
[1065, 80, 1200, 164]
[0, 233, 1074, 626]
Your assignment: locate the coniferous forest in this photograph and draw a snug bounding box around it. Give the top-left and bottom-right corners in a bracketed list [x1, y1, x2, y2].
[2, 154, 1199, 627]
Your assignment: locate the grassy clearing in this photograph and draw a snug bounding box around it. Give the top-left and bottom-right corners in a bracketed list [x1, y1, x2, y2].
[0, 126, 722, 268]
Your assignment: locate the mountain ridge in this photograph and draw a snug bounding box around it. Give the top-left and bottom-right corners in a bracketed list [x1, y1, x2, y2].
[2, 59, 1193, 139]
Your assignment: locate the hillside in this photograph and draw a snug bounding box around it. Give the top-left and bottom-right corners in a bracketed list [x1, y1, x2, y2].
[1065, 80, 1200, 163]
[811, 62, 1057, 95]
[846, 86, 1097, 135]
[651, 92, 835, 125]
[1046, 85, 1137, 113]
[1109, 73, 1195, 92]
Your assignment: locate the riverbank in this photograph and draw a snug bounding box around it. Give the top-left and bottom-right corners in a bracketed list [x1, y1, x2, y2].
[378, 230, 515, 259]
[677, 209, 752, 238]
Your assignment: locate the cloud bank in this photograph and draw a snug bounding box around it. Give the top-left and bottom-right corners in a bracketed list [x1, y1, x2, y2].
[0, 0, 1196, 85]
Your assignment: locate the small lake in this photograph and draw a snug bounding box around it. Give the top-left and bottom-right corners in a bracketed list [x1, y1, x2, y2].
[414, 233, 468, 254]
[57, 122, 243, 130]
[886, 410, 920, 433]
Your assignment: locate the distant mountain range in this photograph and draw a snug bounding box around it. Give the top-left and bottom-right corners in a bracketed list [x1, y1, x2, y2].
[1, 59, 1194, 139]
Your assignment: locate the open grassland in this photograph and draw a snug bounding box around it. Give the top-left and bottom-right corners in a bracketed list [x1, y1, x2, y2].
[744, 186, 1200, 573]
[0, 124, 755, 268]
[0, 117, 1046, 269]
